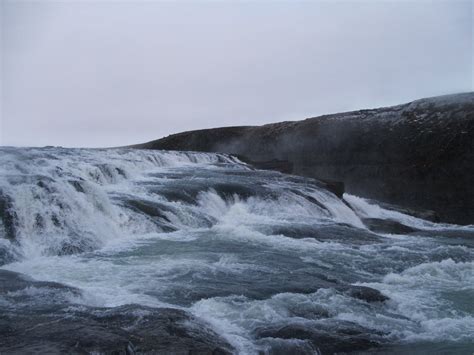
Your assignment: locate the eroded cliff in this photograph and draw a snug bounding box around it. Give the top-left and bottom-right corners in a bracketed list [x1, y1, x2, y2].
[134, 93, 474, 224]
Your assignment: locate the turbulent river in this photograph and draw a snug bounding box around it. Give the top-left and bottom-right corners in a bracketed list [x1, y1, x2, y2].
[0, 147, 473, 354]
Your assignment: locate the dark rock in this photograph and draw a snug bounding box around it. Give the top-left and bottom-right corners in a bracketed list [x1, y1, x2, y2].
[256, 337, 317, 355]
[265, 223, 382, 245]
[0, 269, 80, 295]
[369, 199, 440, 223]
[1, 308, 233, 355]
[0, 190, 17, 240]
[319, 179, 345, 199]
[362, 218, 419, 234]
[256, 321, 383, 354]
[125, 199, 177, 232]
[343, 285, 389, 303]
[69, 180, 85, 193]
[0, 270, 234, 355]
[236, 155, 294, 174]
[133, 93, 474, 225]
[0, 248, 15, 267]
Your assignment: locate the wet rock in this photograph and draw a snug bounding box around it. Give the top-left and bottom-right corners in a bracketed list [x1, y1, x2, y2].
[0, 190, 17, 240]
[1, 306, 233, 355]
[344, 285, 389, 303]
[257, 337, 318, 355]
[0, 269, 79, 296]
[319, 179, 345, 199]
[236, 156, 294, 174]
[266, 223, 382, 245]
[0, 247, 15, 267]
[213, 182, 261, 200]
[369, 200, 440, 223]
[127, 199, 171, 221]
[126, 199, 177, 232]
[362, 218, 419, 234]
[256, 321, 382, 354]
[69, 180, 85, 193]
[0, 270, 234, 355]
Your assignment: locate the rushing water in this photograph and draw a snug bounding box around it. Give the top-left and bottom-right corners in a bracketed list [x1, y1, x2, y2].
[0, 147, 473, 354]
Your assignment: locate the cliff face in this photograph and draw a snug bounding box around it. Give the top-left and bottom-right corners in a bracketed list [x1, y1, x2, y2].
[134, 93, 474, 224]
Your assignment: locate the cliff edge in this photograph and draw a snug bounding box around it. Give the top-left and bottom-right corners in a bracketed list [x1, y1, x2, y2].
[134, 93, 474, 225]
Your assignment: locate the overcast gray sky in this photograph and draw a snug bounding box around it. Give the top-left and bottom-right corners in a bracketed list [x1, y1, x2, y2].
[1, 0, 472, 147]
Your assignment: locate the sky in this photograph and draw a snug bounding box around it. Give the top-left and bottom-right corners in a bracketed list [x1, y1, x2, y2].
[0, 0, 472, 148]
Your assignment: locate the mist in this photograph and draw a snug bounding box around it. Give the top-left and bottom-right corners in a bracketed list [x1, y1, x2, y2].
[1, 0, 472, 147]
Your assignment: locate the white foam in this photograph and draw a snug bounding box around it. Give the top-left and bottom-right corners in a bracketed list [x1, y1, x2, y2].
[0, 148, 243, 259]
[356, 259, 474, 342]
[343, 193, 470, 230]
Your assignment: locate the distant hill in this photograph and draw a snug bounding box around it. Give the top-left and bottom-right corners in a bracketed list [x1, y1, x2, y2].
[133, 93, 474, 225]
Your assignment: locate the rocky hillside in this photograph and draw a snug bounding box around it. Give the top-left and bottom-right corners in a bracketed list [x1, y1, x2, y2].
[134, 93, 474, 225]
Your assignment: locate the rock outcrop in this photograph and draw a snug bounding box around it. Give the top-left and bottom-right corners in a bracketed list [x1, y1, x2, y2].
[134, 93, 474, 224]
[0, 270, 234, 354]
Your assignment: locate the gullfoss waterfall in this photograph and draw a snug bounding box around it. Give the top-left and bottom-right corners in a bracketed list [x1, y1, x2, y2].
[0, 147, 473, 354]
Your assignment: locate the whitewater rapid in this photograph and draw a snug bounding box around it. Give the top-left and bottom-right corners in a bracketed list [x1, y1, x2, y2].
[0, 147, 473, 354]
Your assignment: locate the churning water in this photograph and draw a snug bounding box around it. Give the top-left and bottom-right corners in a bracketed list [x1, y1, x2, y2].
[0, 147, 473, 354]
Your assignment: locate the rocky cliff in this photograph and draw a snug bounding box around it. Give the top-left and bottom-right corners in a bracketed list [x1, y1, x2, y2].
[134, 93, 474, 224]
